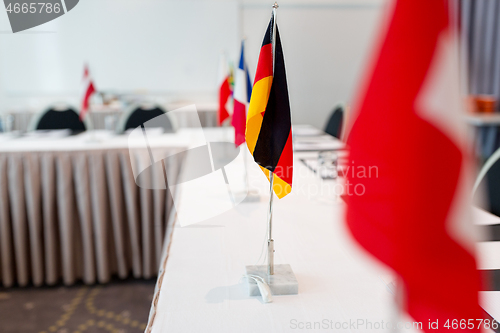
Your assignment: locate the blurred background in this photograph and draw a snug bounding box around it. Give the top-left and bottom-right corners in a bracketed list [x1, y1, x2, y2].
[0, 0, 385, 129]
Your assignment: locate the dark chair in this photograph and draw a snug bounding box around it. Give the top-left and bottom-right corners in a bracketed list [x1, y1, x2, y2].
[474, 148, 500, 217]
[116, 104, 175, 134]
[473, 146, 500, 291]
[324, 105, 344, 139]
[30, 106, 88, 132]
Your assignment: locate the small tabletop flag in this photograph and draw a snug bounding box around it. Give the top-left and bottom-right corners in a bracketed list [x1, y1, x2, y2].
[231, 40, 253, 147]
[80, 64, 96, 121]
[246, 12, 293, 199]
[218, 54, 232, 126]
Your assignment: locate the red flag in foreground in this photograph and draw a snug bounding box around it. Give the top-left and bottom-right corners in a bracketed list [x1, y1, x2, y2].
[80, 65, 96, 121]
[218, 55, 232, 126]
[346, 0, 482, 328]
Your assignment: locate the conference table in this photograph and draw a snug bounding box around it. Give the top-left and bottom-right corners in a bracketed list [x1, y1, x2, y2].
[145, 127, 500, 333]
[0, 124, 340, 289]
[2, 124, 499, 332]
[145, 129, 417, 333]
[0, 128, 196, 288]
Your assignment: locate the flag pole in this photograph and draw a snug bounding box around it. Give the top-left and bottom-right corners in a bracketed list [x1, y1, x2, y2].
[272, 2, 278, 70]
[267, 171, 275, 276]
[267, 1, 279, 277]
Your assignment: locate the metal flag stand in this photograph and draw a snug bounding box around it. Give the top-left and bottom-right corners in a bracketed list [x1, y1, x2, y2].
[266, 1, 278, 277]
[267, 172, 275, 275]
[245, 2, 298, 297]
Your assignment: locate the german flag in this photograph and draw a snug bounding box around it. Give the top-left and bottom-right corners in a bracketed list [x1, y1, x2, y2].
[246, 14, 293, 199]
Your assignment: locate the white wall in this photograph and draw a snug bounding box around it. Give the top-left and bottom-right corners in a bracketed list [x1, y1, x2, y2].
[0, 0, 387, 127]
[0, 0, 241, 111]
[242, 0, 387, 128]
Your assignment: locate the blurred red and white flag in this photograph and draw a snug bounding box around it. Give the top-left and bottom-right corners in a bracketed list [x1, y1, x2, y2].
[80, 64, 96, 121]
[346, 0, 483, 328]
[218, 54, 232, 126]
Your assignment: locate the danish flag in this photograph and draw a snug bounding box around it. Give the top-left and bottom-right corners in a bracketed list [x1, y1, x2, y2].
[80, 65, 96, 121]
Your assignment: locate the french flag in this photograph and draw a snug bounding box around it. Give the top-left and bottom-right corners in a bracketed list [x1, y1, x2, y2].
[346, 0, 483, 328]
[231, 40, 252, 147]
[80, 64, 96, 121]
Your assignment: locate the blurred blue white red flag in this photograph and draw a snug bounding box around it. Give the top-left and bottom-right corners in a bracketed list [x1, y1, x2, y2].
[231, 40, 253, 147]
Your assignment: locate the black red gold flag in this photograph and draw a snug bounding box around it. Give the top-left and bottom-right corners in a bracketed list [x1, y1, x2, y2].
[246, 14, 293, 199]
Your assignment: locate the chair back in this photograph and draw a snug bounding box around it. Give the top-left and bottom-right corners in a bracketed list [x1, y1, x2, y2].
[30, 106, 88, 132]
[324, 105, 344, 139]
[116, 104, 175, 134]
[474, 147, 500, 217]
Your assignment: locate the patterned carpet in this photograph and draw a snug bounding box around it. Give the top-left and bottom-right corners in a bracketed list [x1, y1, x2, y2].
[0, 279, 156, 333]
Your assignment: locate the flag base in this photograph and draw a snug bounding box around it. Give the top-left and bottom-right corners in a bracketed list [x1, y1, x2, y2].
[245, 264, 298, 296]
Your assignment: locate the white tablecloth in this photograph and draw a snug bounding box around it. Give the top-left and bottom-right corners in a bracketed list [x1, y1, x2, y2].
[146, 125, 500, 333]
[0, 130, 194, 287]
[144, 129, 500, 332]
[145, 147, 420, 333]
